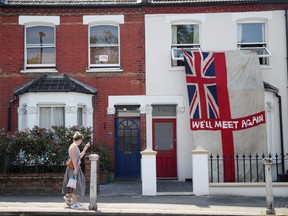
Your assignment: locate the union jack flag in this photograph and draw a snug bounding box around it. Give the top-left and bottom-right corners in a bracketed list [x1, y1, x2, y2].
[183, 51, 219, 120]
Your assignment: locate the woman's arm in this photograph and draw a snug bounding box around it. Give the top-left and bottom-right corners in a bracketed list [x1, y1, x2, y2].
[70, 144, 78, 175]
[80, 142, 90, 159]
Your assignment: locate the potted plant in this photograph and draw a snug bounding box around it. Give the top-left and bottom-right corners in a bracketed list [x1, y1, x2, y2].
[95, 143, 112, 184]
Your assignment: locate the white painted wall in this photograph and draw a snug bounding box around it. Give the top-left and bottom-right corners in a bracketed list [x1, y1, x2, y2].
[18, 92, 94, 129]
[145, 11, 288, 181]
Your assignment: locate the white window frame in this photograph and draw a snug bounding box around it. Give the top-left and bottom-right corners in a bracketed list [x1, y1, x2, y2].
[19, 16, 59, 73]
[171, 47, 201, 61]
[24, 25, 56, 70]
[237, 21, 271, 66]
[88, 24, 120, 70]
[171, 23, 200, 67]
[83, 15, 124, 73]
[39, 105, 65, 129]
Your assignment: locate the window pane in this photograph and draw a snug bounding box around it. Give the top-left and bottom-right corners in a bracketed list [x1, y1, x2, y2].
[39, 107, 52, 128]
[90, 25, 118, 45]
[172, 24, 199, 44]
[39, 107, 64, 129]
[53, 107, 64, 126]
[26, 26, 55, 45]
[152, 105, 177, 117]
[238, 23, 265, 43]
[77, 107, 83, 126]
[154, 122, 173, 150]
[90, 47, 119, 64]
[27, 48, 55, 64]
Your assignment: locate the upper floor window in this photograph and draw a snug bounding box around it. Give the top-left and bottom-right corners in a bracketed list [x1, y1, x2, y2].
[171, 24, 200, 67]
[25, 25, 56, 70]
[89, 25, 120, 69]
[19, 16, 59, 73]
[237, 22, 271, 66]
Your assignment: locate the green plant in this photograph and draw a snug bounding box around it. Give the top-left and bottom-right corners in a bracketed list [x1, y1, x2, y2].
[0, 126, 93, 172]
[95, 143, 112, 172]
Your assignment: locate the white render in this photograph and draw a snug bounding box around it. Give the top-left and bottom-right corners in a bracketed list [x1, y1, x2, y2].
[17, 92, 94, 130]
[145, 11, 288, 181]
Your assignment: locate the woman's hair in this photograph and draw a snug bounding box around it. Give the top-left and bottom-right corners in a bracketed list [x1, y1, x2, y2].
[73, 131, 84, 141]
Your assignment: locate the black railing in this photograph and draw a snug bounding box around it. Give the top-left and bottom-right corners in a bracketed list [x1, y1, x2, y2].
[0, 154, 67, 174]
[209, 153, 288, 183]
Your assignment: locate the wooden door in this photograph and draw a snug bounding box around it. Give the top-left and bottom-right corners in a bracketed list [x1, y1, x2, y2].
[153, 119, 177, 178]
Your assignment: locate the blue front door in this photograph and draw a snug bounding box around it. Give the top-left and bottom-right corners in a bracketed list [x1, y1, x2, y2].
[115, 118, 141, 179]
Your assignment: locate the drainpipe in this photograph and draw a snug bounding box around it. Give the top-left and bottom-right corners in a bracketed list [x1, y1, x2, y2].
[8, 96, 17, 132]
[286, 10, 288, 83]
[276, 94, 285, 173]
[284, 10, 288, 173]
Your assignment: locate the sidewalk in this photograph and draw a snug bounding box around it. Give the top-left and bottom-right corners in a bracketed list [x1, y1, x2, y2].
[0, 181, 287, 216]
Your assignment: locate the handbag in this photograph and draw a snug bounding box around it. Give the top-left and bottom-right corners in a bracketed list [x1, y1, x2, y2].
[66, 176, 77, 189]
[66, 159, 74, 169]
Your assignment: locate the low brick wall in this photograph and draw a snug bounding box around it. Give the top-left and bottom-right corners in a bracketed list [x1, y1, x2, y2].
[0, 156, 97, 194]
[0, 173, 65, 194]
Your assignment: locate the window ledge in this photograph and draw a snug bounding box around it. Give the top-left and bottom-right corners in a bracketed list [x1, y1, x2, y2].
[21, 69, 58, 73]
[86, 68, 123, 73]
[260, 65, 272, 69]
[168, 66, 185, 72]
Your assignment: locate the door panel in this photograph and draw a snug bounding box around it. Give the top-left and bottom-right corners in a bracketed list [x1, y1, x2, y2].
[115, 118, 140, 179]
[153, 119, 177, 178]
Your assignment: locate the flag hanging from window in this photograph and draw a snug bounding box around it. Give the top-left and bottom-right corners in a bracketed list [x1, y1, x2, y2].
[183, 50, 267, 182]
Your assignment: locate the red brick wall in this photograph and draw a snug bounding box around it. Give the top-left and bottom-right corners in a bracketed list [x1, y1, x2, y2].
[0, 7, 146, 165]
[0, 173, 64, 194]
[144, 4, 288, 14]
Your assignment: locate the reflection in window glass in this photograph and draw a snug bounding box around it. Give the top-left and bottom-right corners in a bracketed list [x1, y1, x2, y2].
[237, 22, 269, 66]
[26, 26, 56, 67]
[90, 25, 120, 68]
[171, 24, 200, 67]
[237, 23, 265, 43]
[172, 24, 199, 44]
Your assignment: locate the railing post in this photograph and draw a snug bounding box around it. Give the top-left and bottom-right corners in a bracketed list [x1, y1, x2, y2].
[89, 154, 99, 211]
[192, 146, 209, 196]
[263, 157, 275, 215]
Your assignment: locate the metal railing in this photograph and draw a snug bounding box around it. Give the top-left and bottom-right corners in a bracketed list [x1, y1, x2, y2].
[209, 153, 288, 183]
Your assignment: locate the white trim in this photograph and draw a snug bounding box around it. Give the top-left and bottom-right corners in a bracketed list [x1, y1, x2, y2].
[231, 12, 273, 22]
[171, 47, 201, 60]
[21, 69, 58, 73]
[83, 15, 124, 25]
[86, 68, 123, 73]
[19, 16, 60, 25]
[165, 14, 206, 23]
[238, 47, 272, 58]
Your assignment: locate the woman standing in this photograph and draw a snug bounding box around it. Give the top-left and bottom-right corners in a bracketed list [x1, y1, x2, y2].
[62, 131, 90, 209]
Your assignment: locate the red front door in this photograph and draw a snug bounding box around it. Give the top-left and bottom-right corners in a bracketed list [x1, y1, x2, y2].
[152, 119, 177, 178]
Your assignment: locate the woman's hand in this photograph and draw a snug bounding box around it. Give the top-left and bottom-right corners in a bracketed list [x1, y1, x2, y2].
[73, 167, 78, 175]
[85, 142, 90, 150]
[80, 142, 91, 159]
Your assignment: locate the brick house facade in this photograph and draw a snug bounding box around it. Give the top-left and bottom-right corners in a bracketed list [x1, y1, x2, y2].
[0, 2, 146, 177]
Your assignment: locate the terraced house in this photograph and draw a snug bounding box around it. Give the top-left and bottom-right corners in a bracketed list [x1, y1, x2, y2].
[0, 0, 288, 196]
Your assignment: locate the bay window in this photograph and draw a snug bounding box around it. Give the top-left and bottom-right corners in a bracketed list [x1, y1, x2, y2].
[39, 106, 65, 129]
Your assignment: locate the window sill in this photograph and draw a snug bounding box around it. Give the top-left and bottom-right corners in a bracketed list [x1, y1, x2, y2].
[86, 68, 123, 73]
[260, 65, 272, 69]
[21, 69, 58, 73]
[168, 66, 185, 72]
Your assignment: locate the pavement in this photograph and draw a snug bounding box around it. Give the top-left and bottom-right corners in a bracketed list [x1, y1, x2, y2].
[0, 180, 287, 216]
